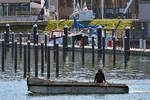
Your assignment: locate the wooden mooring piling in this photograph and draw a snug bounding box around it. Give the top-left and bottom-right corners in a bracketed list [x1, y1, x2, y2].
[1, 24, 150, 79]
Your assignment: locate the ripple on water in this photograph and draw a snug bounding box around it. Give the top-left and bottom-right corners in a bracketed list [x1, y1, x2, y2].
[0, 47, 150, 99]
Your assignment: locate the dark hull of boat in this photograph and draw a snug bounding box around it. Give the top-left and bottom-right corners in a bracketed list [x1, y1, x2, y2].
[27, 77, 129, 94]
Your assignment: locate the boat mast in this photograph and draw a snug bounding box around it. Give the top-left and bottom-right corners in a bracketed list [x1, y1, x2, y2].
[74, 0, 76, 16]
[114, 0, 133, 33]
[56, 0, 59, 29]
[73, 0, 77, 34]
[91, 0, 93, 10]
[81, 0, 83, 10]
[101, 0, 104, 19]
[48, 0, 50, 17]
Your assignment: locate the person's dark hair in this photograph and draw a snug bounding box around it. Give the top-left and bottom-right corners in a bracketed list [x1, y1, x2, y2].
[98, 69, 103, 72]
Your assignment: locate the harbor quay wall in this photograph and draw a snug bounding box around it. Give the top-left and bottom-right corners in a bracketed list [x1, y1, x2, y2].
[0, 42, 150, 56]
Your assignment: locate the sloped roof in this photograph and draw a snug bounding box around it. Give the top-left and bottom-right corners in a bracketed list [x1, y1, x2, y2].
[30, 2, 41, 8]
[0, 0, 30, 3]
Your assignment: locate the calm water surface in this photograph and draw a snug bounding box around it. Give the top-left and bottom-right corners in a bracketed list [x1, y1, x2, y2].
[0, 47, 150, 100]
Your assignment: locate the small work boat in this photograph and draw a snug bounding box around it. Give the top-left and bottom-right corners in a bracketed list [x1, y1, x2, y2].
[27, 77, 129, 94]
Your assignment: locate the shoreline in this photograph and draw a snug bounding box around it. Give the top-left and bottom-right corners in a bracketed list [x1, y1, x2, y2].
[0, 42, 149, 56]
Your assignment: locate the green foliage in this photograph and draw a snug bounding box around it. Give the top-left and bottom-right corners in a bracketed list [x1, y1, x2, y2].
[0, 25, 46, 32]
[45, 19, 133, 31]
[45, 20, 74, 31]
[0, 19, 133, 32]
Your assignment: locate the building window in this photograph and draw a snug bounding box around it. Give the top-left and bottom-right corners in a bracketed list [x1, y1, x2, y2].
[16, 3, 30, 15]
[0, 4, 2, 16]
[0, 3, 30, 16]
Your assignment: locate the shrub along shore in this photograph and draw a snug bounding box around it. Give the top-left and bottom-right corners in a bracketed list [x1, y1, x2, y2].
[0, 19, 133, 32]
[45, 19, 133, 31]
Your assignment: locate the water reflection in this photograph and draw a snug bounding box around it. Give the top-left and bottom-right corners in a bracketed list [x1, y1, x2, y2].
[0, 47, 150, 99]
[1, 47, 150, 80]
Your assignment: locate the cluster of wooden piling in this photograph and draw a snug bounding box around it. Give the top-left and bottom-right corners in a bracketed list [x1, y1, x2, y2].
[1, 24, 131, 79]
[0, 24, 60, 79]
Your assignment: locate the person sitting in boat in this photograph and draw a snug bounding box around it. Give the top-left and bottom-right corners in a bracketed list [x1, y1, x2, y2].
[94, 69, 106, 83]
